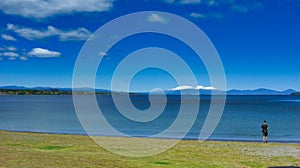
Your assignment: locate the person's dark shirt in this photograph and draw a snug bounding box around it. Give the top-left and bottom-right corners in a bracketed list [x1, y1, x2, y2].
[261, 123, 268, 132]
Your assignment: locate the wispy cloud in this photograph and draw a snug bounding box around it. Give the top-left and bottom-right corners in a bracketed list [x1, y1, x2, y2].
[0, 45, 62, 61]
[99, 52, 108, 57]
[0, 47, 61, 61]
[1, 34, 17, 41]
[28, 48, 61, 58]
[8, 57, 17, 60]
[0, 50, 24, 61]
[59, 28, 92, 41]
[148, 13, 167, 24]
[189, 12, 223, 19]
[170, 85, 216, 90]
[163, 0, 263, 13]
[0, 46, 21, 60]
[6, 46, 17, 51]
[190, 12, 205, 18]
[2, 52, 19, 57]
[231, 1, 263, 13]
[7, 24, 91, 41]
[163, 0, 176, 4]
[163, 0, 209, 5]
[179, 0, 202, 5]
[207, 0, 219, 6]
[19, 56, 29, 61]
[0, 0, 114, 18]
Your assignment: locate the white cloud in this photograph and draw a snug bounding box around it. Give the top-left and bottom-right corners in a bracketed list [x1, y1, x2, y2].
[195, 85, 216, 90]
[7, 24, 56, 40]
[207, 0, 219, 6]
[1, 34, 17, 41]
[179, 0, 202, 5]
[190, 12, 205, 18]
[163, 0, 202, 4]
[99, 52, 107, 57]
[8, 57, 17, 60]
[59, 28, 92, 41]
[171, 85, 216, 90]
[171, 85, 194, 91]
[6, 46, 17, 51]
[231, 1, 263, 13]
[7, 24, 91, 41]
[190, 12, 223, 19]
[3, 52, 19, 57]
[163, 0, 176, 4]
[28, 48, 61, 58]
[0, 0, 114, 18]
[19, 56, 29, 61]
[148, 13, 167, 24]
[0, 48, 61, 60]
[163, 0, 262, 13]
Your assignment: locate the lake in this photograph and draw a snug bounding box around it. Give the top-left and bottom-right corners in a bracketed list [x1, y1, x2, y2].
[0, 95, 299, 142]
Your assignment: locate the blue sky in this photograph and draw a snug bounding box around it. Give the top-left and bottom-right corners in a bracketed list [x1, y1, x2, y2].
[0, 0, 299, 91]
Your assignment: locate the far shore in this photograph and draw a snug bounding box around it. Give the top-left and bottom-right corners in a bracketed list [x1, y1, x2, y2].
[1, 130, 299, 167]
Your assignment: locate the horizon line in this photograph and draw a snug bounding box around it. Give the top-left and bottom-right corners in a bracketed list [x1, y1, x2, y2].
[0, 85, 299, 92]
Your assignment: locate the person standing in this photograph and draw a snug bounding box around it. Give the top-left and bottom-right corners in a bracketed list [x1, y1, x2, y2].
[261, 120, 268, 143]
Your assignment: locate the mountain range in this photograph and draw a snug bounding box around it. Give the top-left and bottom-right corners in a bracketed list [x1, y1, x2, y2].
[0, 85, 299, 95]
[165, 88, 298, 95]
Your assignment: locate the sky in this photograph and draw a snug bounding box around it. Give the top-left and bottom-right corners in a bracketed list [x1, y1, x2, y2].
[0, 0, 299, 91]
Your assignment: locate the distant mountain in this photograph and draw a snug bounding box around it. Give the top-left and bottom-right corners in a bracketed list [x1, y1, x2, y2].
[159, 88, 297, 95]
[0, 85, 55, 90]
[0, 86, 298, 95]
[281, 89, 298, 95]
[0, 86, 111, 93]
[0, 85, 29, 90]
[227, 88, 297, 95]
[163, 89, 225, 95]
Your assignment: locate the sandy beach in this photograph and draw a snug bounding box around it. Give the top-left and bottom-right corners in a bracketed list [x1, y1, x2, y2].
[0, 130, 299, 167]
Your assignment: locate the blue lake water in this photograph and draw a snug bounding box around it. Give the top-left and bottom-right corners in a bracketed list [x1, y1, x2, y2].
[0, 95, 299, 142]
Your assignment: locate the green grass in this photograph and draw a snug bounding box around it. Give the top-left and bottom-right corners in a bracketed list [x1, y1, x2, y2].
[154, 161, 170, 165]
[38, 145, 66, 150]
[0, 130, 299, 167]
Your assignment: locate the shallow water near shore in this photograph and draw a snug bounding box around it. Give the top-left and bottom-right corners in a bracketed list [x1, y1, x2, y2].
[0, 95, 299, 142]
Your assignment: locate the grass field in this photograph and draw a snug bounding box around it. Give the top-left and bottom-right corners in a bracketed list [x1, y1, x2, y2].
[1, 130, 299, 167]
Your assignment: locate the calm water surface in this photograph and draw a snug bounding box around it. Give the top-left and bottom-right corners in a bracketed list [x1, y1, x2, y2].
[0, 95, 299, 142]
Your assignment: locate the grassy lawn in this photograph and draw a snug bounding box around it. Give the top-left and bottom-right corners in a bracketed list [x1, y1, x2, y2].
[0, 130, 299, 167]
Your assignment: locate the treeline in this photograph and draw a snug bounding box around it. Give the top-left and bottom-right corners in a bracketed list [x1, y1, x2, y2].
[0, 89, 114, 95]
[0, 89, 72, 95]
[291, 92, 300, 96]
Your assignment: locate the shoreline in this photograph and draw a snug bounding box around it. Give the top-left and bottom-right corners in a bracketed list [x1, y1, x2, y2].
[2, 129, 299, 144]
